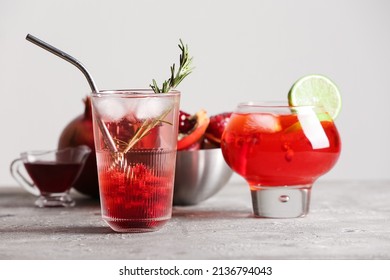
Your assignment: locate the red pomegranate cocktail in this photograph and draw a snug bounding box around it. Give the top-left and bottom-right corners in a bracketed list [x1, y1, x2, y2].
[91, 90, 180, 232]
[221, 102, 341, 218]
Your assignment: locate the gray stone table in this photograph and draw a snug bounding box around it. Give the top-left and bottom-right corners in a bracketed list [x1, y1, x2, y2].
[0, 180, 389, 259]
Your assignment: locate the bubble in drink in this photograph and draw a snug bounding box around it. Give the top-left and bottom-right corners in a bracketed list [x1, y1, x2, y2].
[279, 195, 290, 203]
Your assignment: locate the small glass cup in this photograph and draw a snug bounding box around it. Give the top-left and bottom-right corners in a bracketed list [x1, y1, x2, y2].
[221, 102, 341, 218]
[91, 89, 180, 232]
[10, 145, 91, 207]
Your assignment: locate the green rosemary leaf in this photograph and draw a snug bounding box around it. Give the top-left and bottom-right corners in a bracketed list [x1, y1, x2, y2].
[150, 79, 161, 93]
[151, 39, 193, 93]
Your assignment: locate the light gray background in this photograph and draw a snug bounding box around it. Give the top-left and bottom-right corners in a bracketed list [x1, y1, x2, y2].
[1, 0, 389, 187]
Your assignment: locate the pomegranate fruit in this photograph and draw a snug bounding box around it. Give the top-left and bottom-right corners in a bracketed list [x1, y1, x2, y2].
[200, 137, 220, 149]
[177, 110, 210, 151]
[179, 110, 197, 134]
[205, 112, 232, 146]
[58, 97, 99, 198]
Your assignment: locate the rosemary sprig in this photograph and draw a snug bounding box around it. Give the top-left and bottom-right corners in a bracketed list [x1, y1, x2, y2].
[150, 39, 193, 93]
[110, 40, 193, 170]
[122, 107, 173, 154]
[110, 107, 174, 171]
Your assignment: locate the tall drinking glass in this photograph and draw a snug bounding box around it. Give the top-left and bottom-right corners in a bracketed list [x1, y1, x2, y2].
[221, 102, 341, 218]
[91, 89, 180, 232]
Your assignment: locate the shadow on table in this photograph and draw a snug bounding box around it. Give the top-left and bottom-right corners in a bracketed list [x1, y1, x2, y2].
[0, 190, 100, 209]
[0, 225, 112, 235]
[172, 207, 252, 219]
[74, 197, 100, 207]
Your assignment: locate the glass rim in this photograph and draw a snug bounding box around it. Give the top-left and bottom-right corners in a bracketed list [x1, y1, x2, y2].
[20, 145, 91, 158]
[91, 89, 180, 98]
[237, 101, 319, 109]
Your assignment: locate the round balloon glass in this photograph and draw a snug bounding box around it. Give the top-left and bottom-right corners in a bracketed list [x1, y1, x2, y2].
[221, 102, 341, 218]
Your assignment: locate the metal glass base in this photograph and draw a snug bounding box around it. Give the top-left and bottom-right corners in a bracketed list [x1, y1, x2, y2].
[250, 185, 312, 218]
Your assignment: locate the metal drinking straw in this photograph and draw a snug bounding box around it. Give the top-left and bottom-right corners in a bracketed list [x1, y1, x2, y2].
[26, 34, 117, 153]
[26, 34, 98, 93]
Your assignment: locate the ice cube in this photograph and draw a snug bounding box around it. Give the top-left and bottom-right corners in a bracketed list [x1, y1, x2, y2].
[94, 98, 127, 122]
[123, 98, 138, 112]
[246, 113, 281, 133]
[122, 99, 138, 122]
[135, 97, 172, 119]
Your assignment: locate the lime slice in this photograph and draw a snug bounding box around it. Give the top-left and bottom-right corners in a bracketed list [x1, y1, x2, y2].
[288, 74, 342, 119]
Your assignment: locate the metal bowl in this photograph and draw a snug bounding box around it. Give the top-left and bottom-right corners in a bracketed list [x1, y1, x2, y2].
[173, 148, 233, 206]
